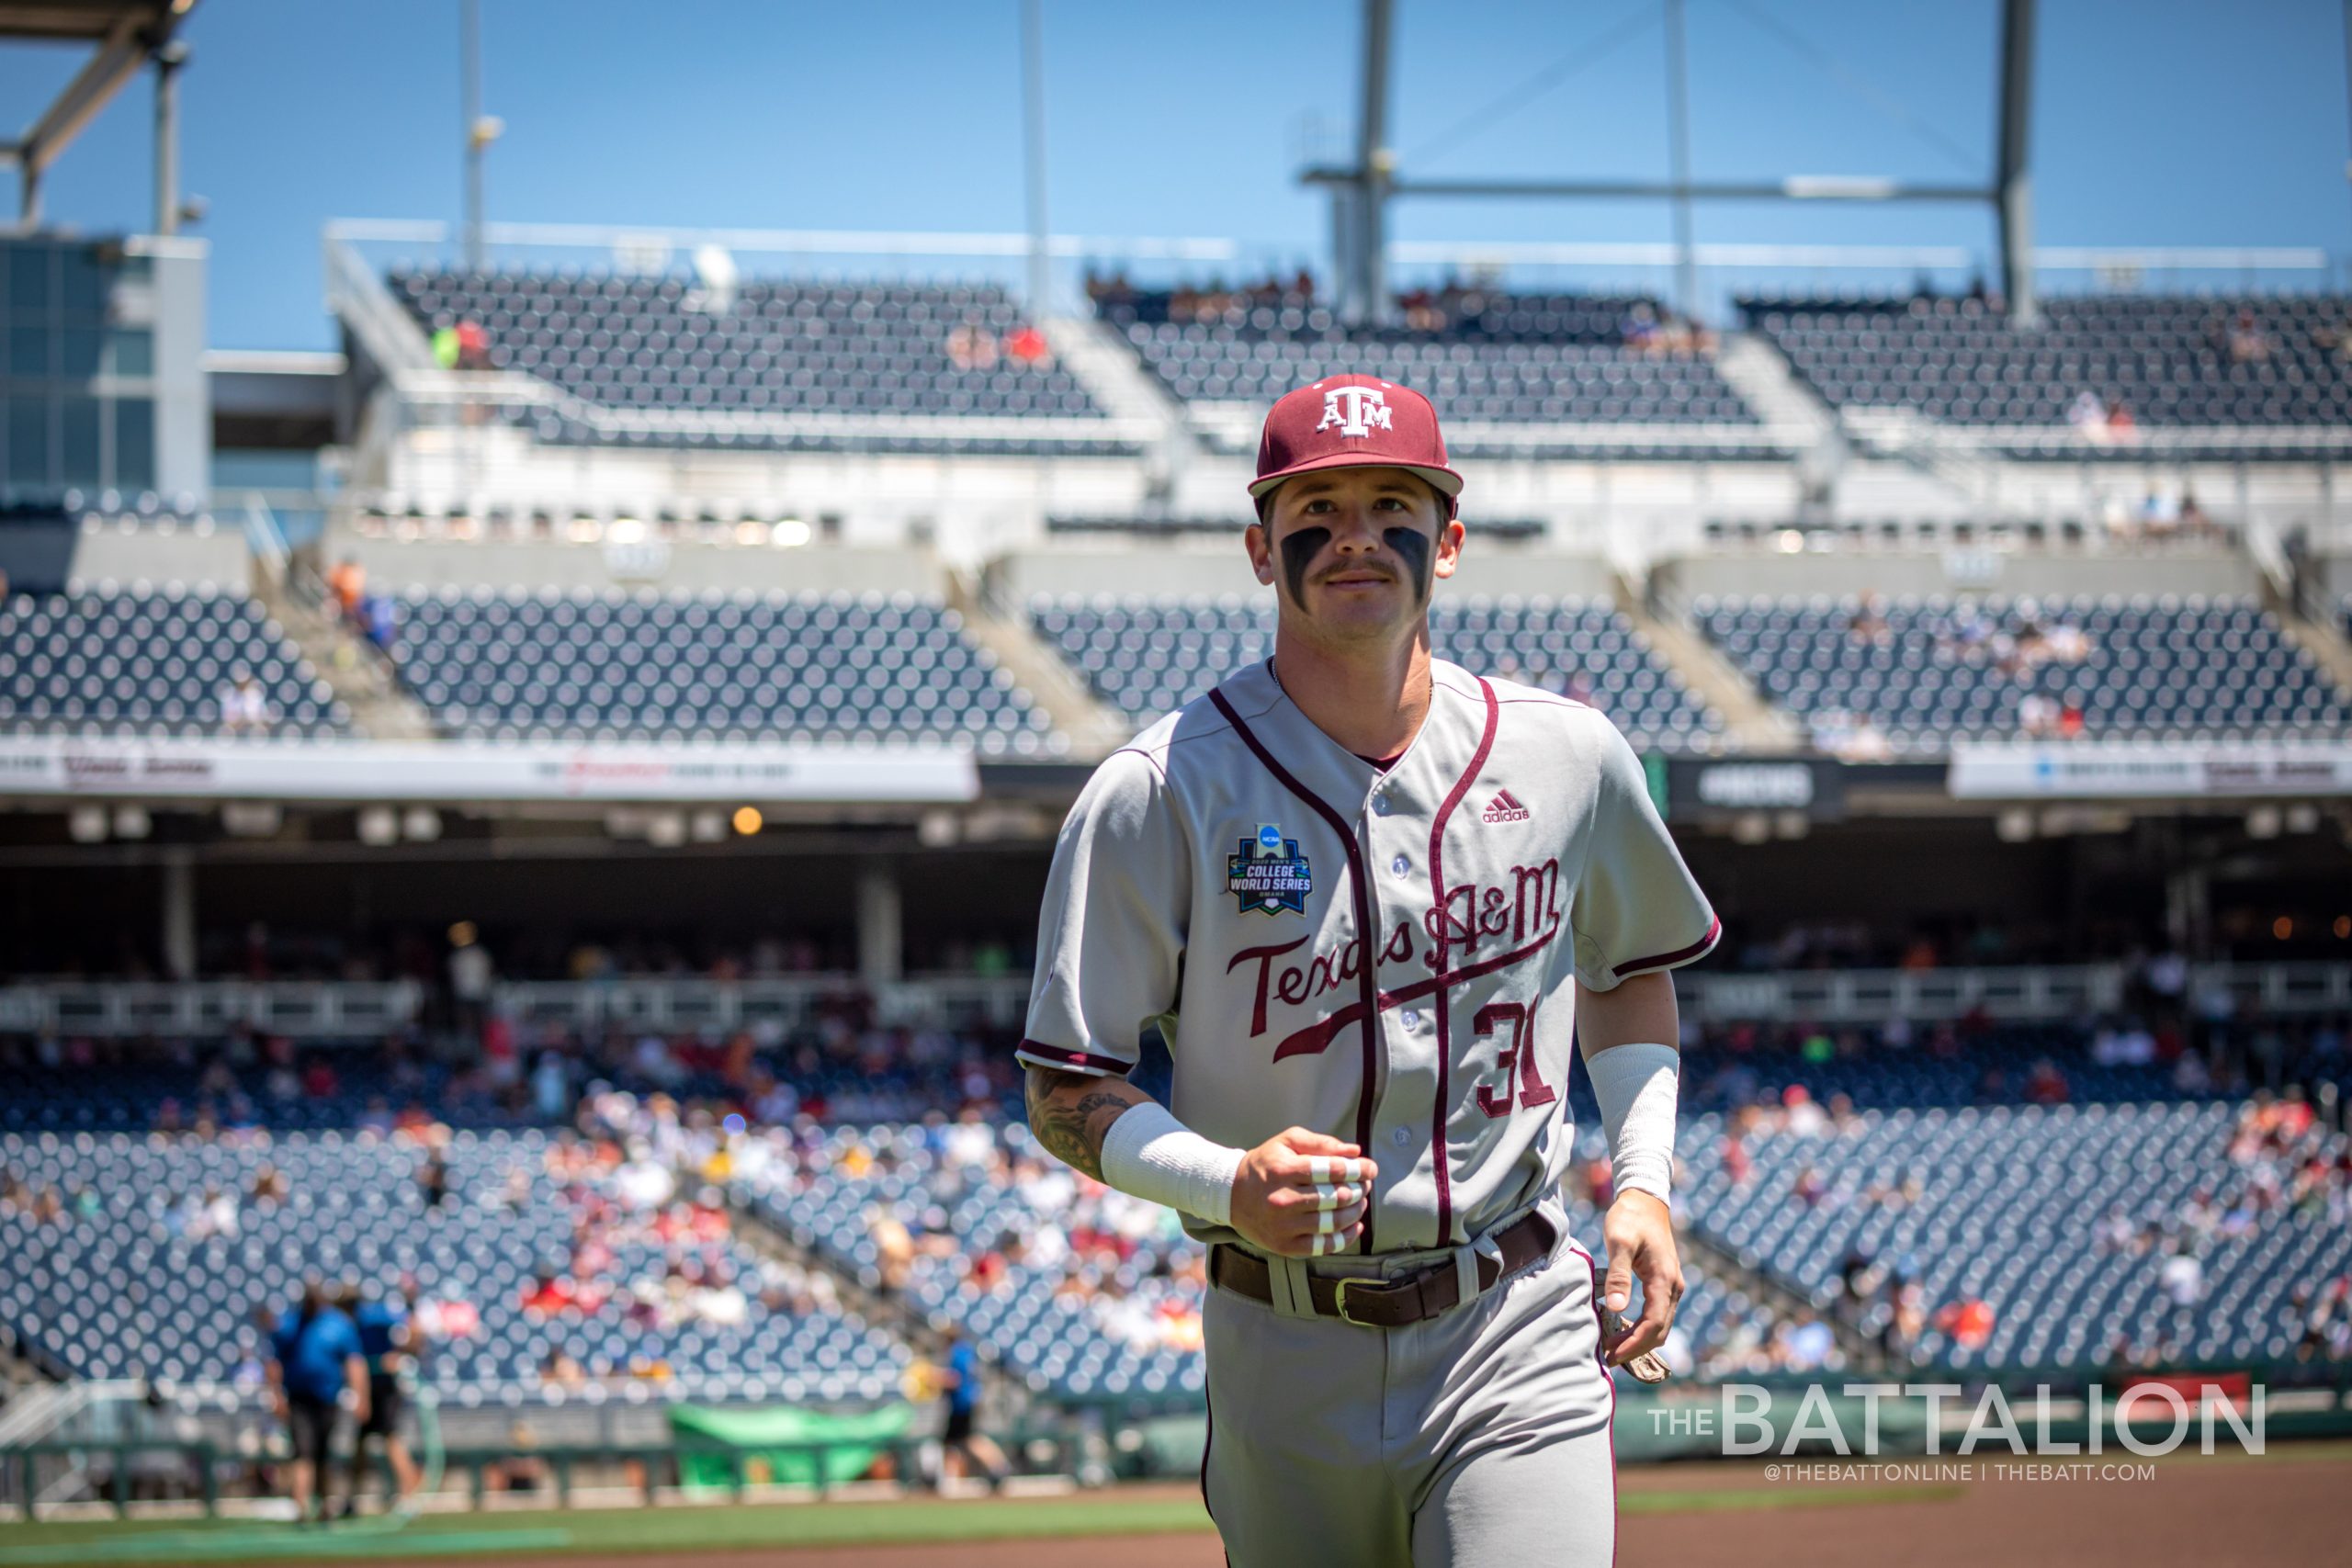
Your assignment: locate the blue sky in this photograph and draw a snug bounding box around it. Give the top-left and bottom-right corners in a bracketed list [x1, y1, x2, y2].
[6, 0, 2348, 350]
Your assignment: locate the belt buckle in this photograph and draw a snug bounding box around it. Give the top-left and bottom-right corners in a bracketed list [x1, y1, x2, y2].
[1330, 1277, 1381, 1328]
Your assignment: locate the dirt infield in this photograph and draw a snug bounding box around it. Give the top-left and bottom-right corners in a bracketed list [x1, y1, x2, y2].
[6, 1446, 2343, 1568]
[347, 1445, 2350, 1568]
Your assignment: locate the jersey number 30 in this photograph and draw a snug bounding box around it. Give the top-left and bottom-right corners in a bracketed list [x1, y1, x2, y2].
[1472, 1000, 1560, 1118]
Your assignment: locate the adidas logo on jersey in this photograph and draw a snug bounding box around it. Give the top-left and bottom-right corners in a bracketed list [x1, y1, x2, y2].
[1481, 789, 1531, 824]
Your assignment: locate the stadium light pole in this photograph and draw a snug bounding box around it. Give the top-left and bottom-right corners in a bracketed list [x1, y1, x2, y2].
[1019, 0, 1051, 318]
[1996, 0, 2037, 327]
[1350, 0, 1395, 328]
[153, 40, 187, 237]
[461, 0, 485, 271]
[1663, 0, 1697, 320]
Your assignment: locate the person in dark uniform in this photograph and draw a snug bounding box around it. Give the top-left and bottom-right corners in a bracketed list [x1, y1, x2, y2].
[935, 1325, 1009, 1489]
[266, 1281, 367, 1525]
[343, 1280, 422, 1517]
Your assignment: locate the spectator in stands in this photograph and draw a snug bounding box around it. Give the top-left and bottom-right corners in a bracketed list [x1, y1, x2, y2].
[1837, 712, 1892, 762]
[945, 322, 999, 371]
[447, 925, 492, 1037]
[2055, 694, 2086, 739]
[2018, 691, 2059, 739]
[2066, 390, 2109, 441]
[2223, 309, 2271, 365]
[266, 1281, 368, 1526]
[2160, 1243, 2205, 1326]
[2025, 1057, 2070, 1104]
[1779, 1312, 1836, 1372]
[361, 593, 399, 659]
[418, 1150, 451, 1210]
[1933, 1296, 1995, 1351]
[327, 558, 366, 625]
[1002, 324, 1051, 367]
[219, 671, 272, 736]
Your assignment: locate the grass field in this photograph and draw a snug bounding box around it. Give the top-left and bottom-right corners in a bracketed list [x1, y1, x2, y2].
[0, 1472, 1981, 1567]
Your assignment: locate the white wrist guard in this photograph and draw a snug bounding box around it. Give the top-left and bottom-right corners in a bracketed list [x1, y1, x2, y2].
[1098, 1101, 1244, 1227]
[1583, 1041, 1679, 1205]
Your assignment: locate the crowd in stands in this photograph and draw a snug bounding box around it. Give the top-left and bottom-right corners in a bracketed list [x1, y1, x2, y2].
[1082, 271, 1719, 355]
[323, 557, 400, 665]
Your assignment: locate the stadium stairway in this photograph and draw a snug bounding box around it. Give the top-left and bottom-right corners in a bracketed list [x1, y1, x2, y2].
[718, 1179, 1027, 1425]
[1037, 316, 1194, 490]
[1674, 1225, 1891, 1374]
[1616, 573, 1801, 752]
[1713, 330, 1849, 501]
[254, 571, 436, 740]
[2262, 581, 2352, 704]
[949, 570, 1135, 760]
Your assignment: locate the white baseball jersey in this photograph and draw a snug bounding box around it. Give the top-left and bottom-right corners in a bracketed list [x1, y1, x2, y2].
[1019, 656, 1719, 1255]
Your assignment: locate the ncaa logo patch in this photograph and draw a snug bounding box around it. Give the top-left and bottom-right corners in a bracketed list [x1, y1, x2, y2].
[1228, 823, 1313, 917]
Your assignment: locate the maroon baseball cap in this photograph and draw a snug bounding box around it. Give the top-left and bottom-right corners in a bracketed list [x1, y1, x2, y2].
[1250, 375, 1463, 516]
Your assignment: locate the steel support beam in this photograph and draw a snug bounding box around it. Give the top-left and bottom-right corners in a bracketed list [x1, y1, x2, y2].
[153, 39, 185, 235]
[1347, 0, 1395, 327]
[1996, 0, 2039, 326]
[1308, 174, 1996, 204]
[17, 15, 147, 182]
[1664, 0, 1697, 318]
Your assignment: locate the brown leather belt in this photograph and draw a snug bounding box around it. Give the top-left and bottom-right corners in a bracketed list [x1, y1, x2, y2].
[1209, 1211, 1556, 1329]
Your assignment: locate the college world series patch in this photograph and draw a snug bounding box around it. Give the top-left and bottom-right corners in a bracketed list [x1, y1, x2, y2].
[1228, 823, 1312, 916]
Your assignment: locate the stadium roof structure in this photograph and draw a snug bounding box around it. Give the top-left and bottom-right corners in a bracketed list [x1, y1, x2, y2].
[1, 0, 197, 228]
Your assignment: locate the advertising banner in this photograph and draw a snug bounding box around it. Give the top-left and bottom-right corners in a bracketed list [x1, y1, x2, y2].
[0, 736, 979, 804]
[1949, 743, 2352, 800]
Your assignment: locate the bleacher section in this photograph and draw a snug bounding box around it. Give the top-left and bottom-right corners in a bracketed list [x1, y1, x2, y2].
[1098, 288, 1770, 456]
[1031, 594, 1722, 745]
[390, 588, 1059, 752]
[1742, 293, 2352, 454]
[1680, 1100, 2352, 1370]
[1692, 593, 2347, 751]
[0, 1129, 910, 1404]
[390, 270, 1125, 455]
[740, 1121, 1772, 1404]
[0, 587, 349, 739]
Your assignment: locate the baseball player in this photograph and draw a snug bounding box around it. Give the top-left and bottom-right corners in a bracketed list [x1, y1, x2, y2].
[1019, 375, 1717, 1565]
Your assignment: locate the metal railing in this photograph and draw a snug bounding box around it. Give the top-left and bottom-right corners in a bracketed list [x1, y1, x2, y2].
[0, 981, 423, 1039]
[2, 964, 2340, 1042]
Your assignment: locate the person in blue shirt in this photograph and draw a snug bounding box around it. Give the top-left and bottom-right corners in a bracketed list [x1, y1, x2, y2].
[265, 1281, 368, 1525]
[935, 1325, 1009, 1490]
[341, 1280, 421, 1518]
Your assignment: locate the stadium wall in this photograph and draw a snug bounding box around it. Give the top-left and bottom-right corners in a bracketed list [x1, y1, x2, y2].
[323, 529, 939, 596]
[1658, 547, 2259, 603]
[994, 544, 1619, 602]
[65, 516, 250, 592]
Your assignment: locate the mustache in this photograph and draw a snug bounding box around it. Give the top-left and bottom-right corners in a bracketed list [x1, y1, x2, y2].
[1276, 525, 1433, 608]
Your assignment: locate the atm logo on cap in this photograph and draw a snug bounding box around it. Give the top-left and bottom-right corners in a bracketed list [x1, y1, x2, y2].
[1316, 385, 1393, 439]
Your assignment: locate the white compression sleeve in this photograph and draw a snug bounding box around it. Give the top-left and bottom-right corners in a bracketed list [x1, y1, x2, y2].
[1097, 1100, 1244, 1228]
[1583, 1042, 1679, 1204]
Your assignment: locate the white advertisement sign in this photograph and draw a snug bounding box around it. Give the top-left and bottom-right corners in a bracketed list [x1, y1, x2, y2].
[1949, 743, 2352, 800]
[0, 737, 978, 804]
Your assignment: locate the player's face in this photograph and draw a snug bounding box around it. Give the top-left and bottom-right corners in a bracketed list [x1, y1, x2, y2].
[1249, 467, 1462, 642]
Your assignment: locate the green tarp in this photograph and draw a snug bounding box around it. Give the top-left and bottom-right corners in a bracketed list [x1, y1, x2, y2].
[669, 1403, 916, 1491]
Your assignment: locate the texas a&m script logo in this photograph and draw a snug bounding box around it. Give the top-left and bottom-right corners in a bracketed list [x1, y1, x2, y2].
[1228, 823, 1313, 916]
[1316, 384, 1393, 439]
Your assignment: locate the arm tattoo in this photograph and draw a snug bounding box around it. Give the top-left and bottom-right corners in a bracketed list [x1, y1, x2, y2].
[1024, 1070, 1141, 1182]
